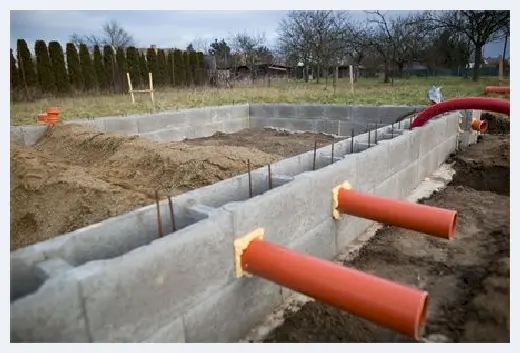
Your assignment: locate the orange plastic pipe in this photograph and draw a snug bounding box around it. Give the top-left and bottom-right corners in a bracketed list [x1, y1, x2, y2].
[337, 188, 457, 239]
[45, 107, 60, 126]
[471, 119, 488, 133]
[241, 239, 429, 340]
[485, 86, 510, 95]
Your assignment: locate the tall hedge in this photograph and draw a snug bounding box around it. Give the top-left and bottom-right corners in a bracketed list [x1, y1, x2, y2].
[157, 49, 167, 86]
[197, 52, 207, 85]
[173, 49, 185, 87]
[166, 51, 174, 86]
[189, 51, 199, 85]
[66, 43, 83, 90]
[115, 47, 126, 93]
[183, 51, 192, 86]
[139, 52, 148, 86]
[48, 41, 69, 94]
[35, 40, 56, 93]
[79, 44, 97, 91]
[146, 48, 159, 87]
[93, 45, 108, 90]
[103, 45, 116, 92]
[10, 49, 20, 90]
[126, 46, 141, 87]
[16, 39, 37, 88]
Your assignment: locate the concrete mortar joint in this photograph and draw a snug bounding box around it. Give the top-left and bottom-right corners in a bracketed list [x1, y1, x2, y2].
[332, 181, 352, 220]
[233, 228, 264, 278]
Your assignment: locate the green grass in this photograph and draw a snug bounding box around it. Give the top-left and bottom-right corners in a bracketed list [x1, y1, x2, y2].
[10, 76, 506, 125]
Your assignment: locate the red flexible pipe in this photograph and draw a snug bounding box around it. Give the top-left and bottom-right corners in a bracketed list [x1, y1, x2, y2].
[485, 86, 510, 95]
[410, 97, 510, 129]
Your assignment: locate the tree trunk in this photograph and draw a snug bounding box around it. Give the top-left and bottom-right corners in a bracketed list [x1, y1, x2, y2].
[472, 44, 483, 82]
[316, 64, 320, 84]
[383, 62, 390, 84]
[502, 34, 508, 72]
[325, 65, 329, 86]
[397, 62, 404, 77]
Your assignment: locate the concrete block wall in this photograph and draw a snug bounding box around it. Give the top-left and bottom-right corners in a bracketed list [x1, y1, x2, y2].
[11, 110, 464, 342]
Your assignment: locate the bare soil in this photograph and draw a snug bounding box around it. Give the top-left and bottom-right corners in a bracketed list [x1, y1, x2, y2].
[184, 128, 336, 157]
[10, 125, 332, 251]
[263, 134, 510, 343]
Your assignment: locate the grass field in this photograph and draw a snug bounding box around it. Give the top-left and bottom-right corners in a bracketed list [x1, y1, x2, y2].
[10, 76, 505, 125]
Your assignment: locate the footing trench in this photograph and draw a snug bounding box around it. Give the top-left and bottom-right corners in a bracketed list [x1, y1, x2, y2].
[11, 104, 494, 343]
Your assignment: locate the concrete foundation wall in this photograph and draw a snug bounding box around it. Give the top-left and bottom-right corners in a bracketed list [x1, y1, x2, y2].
[11, 108, 465, 342]
[11, 103, 425, 147]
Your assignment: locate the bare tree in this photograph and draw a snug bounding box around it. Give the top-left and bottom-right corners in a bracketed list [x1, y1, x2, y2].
[192, 37, 212, 54]
[277, 11, 349, 84]
[277, 11, 314, 82]
[426, 10, 509, 81]
[70, 20, 134, 49]
[230, 32, 267, 80]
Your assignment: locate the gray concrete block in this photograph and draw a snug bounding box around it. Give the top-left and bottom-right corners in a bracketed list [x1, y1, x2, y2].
[296, 154, 358, 226]
[394, 160, 419, 200]
[10, 126, 25, 146]
[140, 125, 192, 142]
[11, 273, 90, 342]
[223, 176, 317, 246]
[324, 105, 351, 120]
[276, 104, 298, 119]
[314, 119, 340, 135]
[296, 104, 326, 119]
[350, 105, 382, 122]
[77, 211, 235, 342]
[220, 118, 248, 134]
[65, 117, 107, 132]
[385, 134, 413, 177]
[249, 117, 269, 129]
[183, 277, 282, 342]
[374, 173, 400, 200]
[184, 107, 212, 126]
[445, 112, 461, 138]
[210, 106, 232, 123]
[417, 148, 438, 183]
[249, 104, 277, 119]
[355, 144, 390, 192]
[143, 317, 185, 342]
[136, 114, 168, 133]
[230, 104, 249, 121]
[290, 218, 337, 261]
[163, 111, 190, 127]
[336, 215, 375, 252]
[19, 125, 48, 146]
[34, 258, 73, 281]
[10, 250, 45, 301]
[104, 117, 139, 136]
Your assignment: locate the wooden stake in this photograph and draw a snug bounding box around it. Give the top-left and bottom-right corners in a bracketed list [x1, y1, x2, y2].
[168, 196, 176, 232]
[149, 72, 155, 108]
[127, 72, 135, 104]
[268, 164, 273, 190]
[247, 159, 253, 198]
[155, 189, 164, 238]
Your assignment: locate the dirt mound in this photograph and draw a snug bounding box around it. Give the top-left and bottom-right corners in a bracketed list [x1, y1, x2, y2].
[11, 124, 280, 250]
[450, 135, 509, 195]
[482, 113, 510, 135]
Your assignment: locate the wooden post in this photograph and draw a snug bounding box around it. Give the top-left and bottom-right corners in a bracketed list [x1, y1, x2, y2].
[127, 72, 135, 104]
[149, 72, 155, 107]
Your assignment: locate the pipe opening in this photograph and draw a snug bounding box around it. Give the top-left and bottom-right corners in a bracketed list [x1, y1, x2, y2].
[414, 293, 429, 340]
[448, 212, 457, 240]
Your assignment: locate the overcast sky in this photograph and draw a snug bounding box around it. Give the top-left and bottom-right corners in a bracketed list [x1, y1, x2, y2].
[10, 10, 508, 58]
